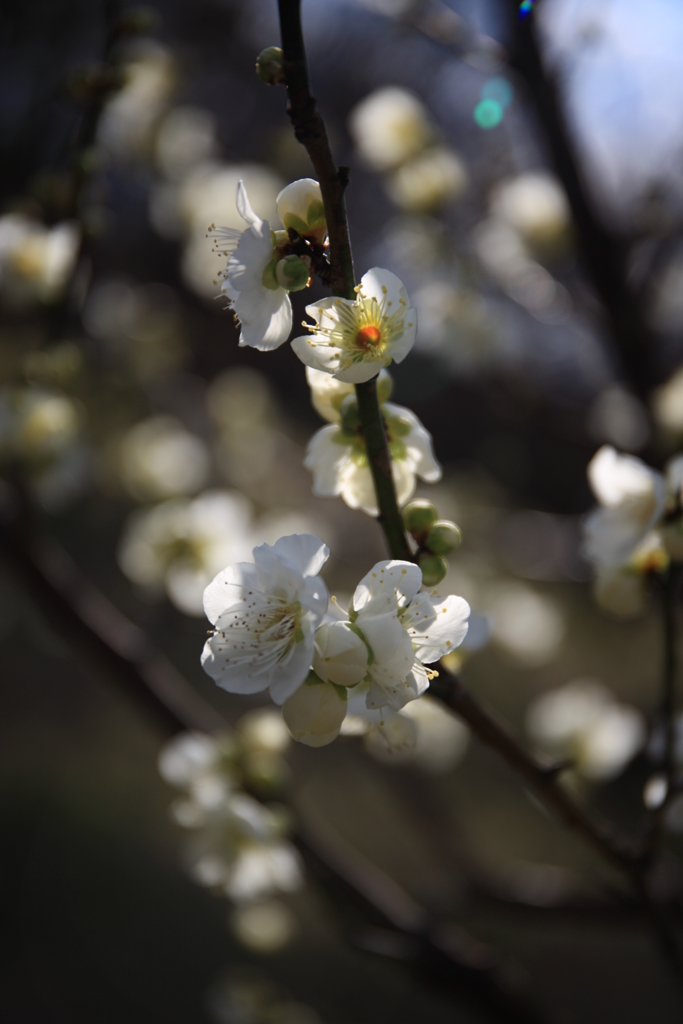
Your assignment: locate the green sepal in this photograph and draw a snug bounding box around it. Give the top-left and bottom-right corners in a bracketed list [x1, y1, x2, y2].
[347, 621, 374, 666]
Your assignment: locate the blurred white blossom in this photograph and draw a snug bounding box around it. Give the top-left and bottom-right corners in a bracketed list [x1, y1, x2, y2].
[292, 268, 416, 383]
[387, 146, 467, 212]
[154, 105, 218, 181]
[489, 581, 565, 666]
[118, 489, 253, 615]
[526, 679, 645, 781]
[583, 446, 666, 567]
[118, 415, 210, 500]
[489, 173, 570, 254]
[349, 87, 432, 171]
[0, 215, 80, 307]
[282, 675, 349, 747]
[98, 43, 175, 159]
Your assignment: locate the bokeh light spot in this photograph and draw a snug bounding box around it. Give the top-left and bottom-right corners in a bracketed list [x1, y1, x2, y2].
[482, 77, 514, 109]
[519, 0, 535, 18]
[474, 99, 504, 130]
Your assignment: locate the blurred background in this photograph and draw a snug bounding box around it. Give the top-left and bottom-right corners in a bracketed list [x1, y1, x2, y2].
[3, 0, 683, 1021]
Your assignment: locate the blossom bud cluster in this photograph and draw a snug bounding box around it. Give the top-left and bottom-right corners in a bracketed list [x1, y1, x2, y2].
[582, 445, 683, 617]
[403, 498, 462, 586]
[200, 534, 470, 747]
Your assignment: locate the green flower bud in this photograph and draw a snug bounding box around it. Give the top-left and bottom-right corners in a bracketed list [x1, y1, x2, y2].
[419, 552, 448, 587]
[425, 519, 462, 555]
[274, 254, 310, 292]
[339, 394, 362, 434]
[403, 499, 439, 538]
[256, 46, 286, 86]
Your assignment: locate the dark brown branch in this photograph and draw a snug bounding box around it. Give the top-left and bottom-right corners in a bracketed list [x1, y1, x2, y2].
[277, 0, 413, 562]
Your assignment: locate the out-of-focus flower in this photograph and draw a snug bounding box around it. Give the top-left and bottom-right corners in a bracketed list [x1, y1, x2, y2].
[489, 581, 565, 666]
[305, 366, 393, 423]
[118, 490, 253, 615]
[211, 180, 293, 351]
[387, 146, 467, 212]
[98, 43, 175, 159]
[0, 386, 87, 509]
[583, 446, 666, 567]
[275, 178, 326, 242]
[526, 679, 645, 782]
[304, 400, 440, 515]
[118, 415, 210, 500]
[282, 674, 348, 746]
[489, 172, 570, 254]
[0, 215, 80, 307]
[237, 707, 292, 755]
[654, 366, 683, 436]
[349, 560, 469, 711]
[587, 386, 650, 453]
[291, 268, 416, 383]
[412, 282, 500, 371]
[594, 532, 668, 617]
[201, 534, 329, 705]
[349, 87, 432, 171]
[231, 899, 297, 953]
[154, 105, 218, 181]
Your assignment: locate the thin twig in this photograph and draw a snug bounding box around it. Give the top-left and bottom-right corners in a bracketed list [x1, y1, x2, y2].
[277, 0, 412, 562]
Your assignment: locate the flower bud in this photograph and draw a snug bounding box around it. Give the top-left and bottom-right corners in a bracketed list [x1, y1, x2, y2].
[418, 551, 448, 587]
[255, 46, 286, 86]
[403, 499, 438, 539]
[425, 519, 462, 555]
[339, 394, 361, 434]
[282, 673, 348, 747]
[274, 254, 310, 292]
[313, 621, 369, 687]
[276, 178, 327, 242]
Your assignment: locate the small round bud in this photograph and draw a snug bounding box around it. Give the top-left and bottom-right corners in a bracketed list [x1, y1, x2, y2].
[403, 499, 439, 538]
[339, 394, 362, 434]
[418, 552, 448, 587]
[274, 254, 310, 292]
[376, 369, 394, 404]
[256, 46, 286, 86]
[282, 673, 348, 747]
[425, 519, 462, 555]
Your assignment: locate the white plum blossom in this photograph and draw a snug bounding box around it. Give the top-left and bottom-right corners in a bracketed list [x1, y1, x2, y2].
[275, 178, 327, 242]
[312, 620, 369, 687]
[201, 534, 329, 705]
[526, 679, 646, 782]
[291, 268, 417, 383]
[350, 560, 470, 711]
[583, 445, 667, 567]
[211, 180, 293, 350]
[304, 401, 441, 515]
[118, 489, 253, 615]
[387, 146, 467, 213]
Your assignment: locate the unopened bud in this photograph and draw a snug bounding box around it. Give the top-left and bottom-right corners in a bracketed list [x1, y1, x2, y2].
[339, 394, 361, 434]
[282, 673, 348, 747]
[419, 551, 448, 587]
[403, 499, 438, 538]
[276, 179, 327, 242]
[256, 46, 286, 86]
[425, 519, 462, 555]
[313, 621, 368, 687]
[275, 254, 310, 292]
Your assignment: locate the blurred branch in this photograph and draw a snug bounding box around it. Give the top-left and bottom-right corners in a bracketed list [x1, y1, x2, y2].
[277, 0, 412, 562]
[504, 2, 655, 400]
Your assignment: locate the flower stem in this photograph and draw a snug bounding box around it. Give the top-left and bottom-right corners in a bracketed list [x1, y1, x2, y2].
[277, 0, 412, 562]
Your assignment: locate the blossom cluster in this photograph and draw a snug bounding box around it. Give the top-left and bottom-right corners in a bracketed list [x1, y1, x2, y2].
[201, 534, 470, 747]
[582, 445, 683, 616]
